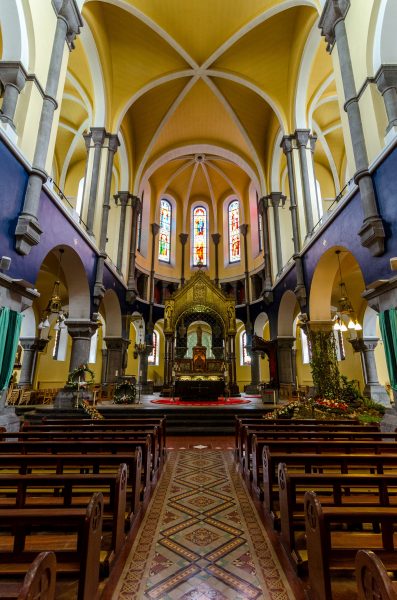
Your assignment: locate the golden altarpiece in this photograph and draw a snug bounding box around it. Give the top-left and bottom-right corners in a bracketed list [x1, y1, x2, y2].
[161, 271, 239, 399]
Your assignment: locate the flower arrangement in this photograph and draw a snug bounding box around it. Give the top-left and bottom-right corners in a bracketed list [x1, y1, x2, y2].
[79, 399, 104, 420]
[65, 364, 95, 390]
[113, 380, 136, 404]
[313, 398, 349, 414]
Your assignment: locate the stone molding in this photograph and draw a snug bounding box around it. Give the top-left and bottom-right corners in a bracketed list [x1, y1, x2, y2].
[319, 0, 351, 52]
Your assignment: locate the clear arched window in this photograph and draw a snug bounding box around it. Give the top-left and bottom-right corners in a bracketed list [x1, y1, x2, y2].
[241, 331, 251, 366]
[158, 199, 172, 262]
[193, 206, 207, 266]
[76, 177, 84, 216]
[228, 200, 240, 262]
[148, 331, 159, 365]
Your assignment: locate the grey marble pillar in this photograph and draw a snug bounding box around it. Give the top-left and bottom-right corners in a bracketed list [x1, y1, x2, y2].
[257, 197, 273, 302]
[115, 192, 132, 273]
[19, 337, 48, 386]
[350, 337, 391, 406]
[101, 349, 108, 384]
[268, 192, 286, 275]
[319, 0, 385, 257]
[15, 0, 83, 255]
[179, 233, 188, 286]
[211, 233, 221, 286]
[104, 337, 130, 383]
[0, 62, 28, 128]
[126, 196, 142, 302]
[277, 336, 296, 386]
[295, 129, 315, 236]
[66, 320, 98, 373]
[84, 127, 107, 236]
[375, 65, 397, 135]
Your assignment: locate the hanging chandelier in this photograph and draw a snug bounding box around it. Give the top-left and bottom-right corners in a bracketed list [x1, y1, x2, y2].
[38, 248, 67, 331]
[332, 250, 362, 332]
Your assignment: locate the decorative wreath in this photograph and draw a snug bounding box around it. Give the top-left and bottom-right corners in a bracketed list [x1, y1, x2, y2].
[113, 380, 136, 404]
[65, 363, 95, 391]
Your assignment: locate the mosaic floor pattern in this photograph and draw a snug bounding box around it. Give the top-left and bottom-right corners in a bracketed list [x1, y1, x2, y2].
[114, 449, 294, 599]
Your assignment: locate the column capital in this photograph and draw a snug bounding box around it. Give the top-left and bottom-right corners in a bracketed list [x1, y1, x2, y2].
[294, 129, 311, 147]
[280, 135, 294, 155]
[65, 319, 98, 339]
[179, 233, 189, 245]
[0, 61, 28, 92]
[53, 0, 83, 49]
[103, 336, 130, 350]
[107, 133, 120, 154]
[375, 65, 397, 94]
[309, 134, 317, 154]
[114, 191, 132, 207]
[319, 0, 351, 52]
[267, 192, 286, 208]
[239, 224, 249, 237]
[258, 196, 269, 211]
[84, 127, 107, 148]
[350, 337, 380, 354]
[151, 223, 160, 236]
[211, 233, 221, 245]
[277, 336, 296, 350]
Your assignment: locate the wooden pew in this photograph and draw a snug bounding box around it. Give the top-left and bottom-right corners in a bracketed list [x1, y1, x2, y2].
[304, 491, 397, 600]
[278, 464, 397, 573]
[251, 436, 397, 496]
[356, 549, 397, 600]
[261, 448, 397, 523]
[0, 450, 142, 521]
[0, 438, 152, 497]
[238, 422, 381, 470]
[8, 429, 161, 476]
[0, 493, 103, 600]
[23, 417, 167, 463]
[0, 465, 127, 574]
[0, 551, 56, 600]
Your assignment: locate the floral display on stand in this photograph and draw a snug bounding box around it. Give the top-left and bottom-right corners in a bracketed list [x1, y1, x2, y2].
[113, 379, 136, 404]
[65, 364, 95, 390]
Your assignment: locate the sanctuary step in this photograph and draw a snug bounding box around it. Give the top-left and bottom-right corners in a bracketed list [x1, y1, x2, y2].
[16, 406, 274, 435]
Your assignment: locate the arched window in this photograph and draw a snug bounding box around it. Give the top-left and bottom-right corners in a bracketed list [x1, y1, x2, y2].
[193, 206, 207, 266]
[148, 331, 159, 365]
[241, 331, 251, 366]
[228, 200, 240, 262]
[158, 199, 172, 262]
[258, 212, 263, 252]
[137, 210, 142, 252]
[76, 177, 84, 217]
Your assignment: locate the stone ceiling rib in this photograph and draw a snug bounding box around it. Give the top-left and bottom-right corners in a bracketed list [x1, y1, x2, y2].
[201, 163, 217, 231]
[163, 158, 195, 195]
[183, 162, 199, 231]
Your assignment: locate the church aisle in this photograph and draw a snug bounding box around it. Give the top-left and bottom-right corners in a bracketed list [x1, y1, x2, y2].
[113, 448, 296, 599]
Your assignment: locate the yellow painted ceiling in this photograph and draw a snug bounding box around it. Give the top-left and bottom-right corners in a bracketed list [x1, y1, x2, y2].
[58, 0, 343, 210]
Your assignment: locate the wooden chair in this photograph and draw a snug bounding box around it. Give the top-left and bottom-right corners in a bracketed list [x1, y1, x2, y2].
[7, 389, 21, 406]
[18, 390, 32, 406]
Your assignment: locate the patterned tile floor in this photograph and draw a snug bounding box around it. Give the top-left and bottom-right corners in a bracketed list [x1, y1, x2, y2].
[113, 447, 295, 599]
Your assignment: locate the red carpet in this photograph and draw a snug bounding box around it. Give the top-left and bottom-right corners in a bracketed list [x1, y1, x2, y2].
[151, 398, 251, 406]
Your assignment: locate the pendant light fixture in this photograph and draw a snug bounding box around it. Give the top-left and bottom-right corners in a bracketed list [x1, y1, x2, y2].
[332, 250, 362, 332]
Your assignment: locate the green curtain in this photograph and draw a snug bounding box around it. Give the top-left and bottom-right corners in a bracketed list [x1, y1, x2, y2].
[0, 308, 23, 391]
[379, 309, 397, 391]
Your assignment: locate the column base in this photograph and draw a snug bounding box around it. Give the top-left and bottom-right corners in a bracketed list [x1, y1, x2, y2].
[358, 216, 385, 257]
[364, 383, 392, 407]
[141, 381, 154, 394]
[244, 383, 259, 394]
[126, 288, 138, 303]
[15, 214, 43, 256]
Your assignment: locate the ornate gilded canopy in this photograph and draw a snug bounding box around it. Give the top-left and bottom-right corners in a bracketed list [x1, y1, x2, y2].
[163, 271, 236, 337]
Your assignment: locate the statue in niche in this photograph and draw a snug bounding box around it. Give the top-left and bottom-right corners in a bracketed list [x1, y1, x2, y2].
[196, 324, 203, 346]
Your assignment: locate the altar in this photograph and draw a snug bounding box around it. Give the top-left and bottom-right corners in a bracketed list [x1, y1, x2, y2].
[174, 376, 224, 401]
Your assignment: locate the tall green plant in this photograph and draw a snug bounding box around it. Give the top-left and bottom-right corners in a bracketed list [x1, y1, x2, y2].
[308, 329, 341, 400]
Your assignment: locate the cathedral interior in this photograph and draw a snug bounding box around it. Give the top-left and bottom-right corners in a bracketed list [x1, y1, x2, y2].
[1, 0, 397, 598]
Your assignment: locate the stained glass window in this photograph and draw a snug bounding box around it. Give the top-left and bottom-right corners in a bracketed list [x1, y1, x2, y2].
[241, 331, 251, 365]
[193, 206, 207, 266]
[258, 212, 263, 252]
[158, 199, 171, 262]
[137, 210, 142, 252]
[228, 200, 240, 262]
[148, 331, 158, 365]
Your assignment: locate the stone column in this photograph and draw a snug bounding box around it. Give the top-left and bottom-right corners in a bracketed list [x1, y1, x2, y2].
[375, 66, 397, 138]
[83, 127, 107, 236]
[115, 191, 132, 273]
[66, 320, 98, 373]
[211, 233, 221, 286]
[227, 335, 240, 396]
[179, 233, 188, 286]
[93, 133, 120, 301]
[147, 223, 160, 327]
[257, 196, 273, 302]
[268, 192, 286, 275]
[126, 196, 142, 302]
[15, 0, 83, 255]
[281, 136, 307, 306]
[0, 62, 28, 129]
[101, 348, 108, 384]
[295, 129, 315, 237]
[319, 0, 385, 257]
[103, 337, 130, 383]
[277, 336, 296, 388]
[19, 337, 48, 387]
[350, 337, 391, 406]
[162, 334, 174, 395]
